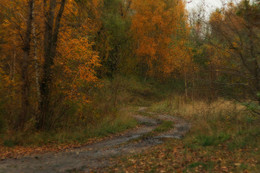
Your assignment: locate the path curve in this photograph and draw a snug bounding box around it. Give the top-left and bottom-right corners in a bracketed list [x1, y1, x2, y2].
[0, 107, 191, 173]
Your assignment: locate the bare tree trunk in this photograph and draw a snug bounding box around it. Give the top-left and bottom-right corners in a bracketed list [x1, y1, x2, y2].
[20, 0, 34, 129]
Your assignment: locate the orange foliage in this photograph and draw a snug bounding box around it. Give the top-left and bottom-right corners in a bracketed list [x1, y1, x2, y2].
[55, 1, 101, 103]
[131, 0, 193, 77]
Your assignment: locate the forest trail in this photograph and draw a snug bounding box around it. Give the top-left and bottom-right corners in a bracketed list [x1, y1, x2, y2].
[0, 108, 191, 173]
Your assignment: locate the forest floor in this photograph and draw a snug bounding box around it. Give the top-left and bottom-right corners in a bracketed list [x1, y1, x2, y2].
[0, 107, 190, 173]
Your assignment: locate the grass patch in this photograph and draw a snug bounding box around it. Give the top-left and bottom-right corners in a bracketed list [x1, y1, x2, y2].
[195, 133, 230, 146]
[154, 121, 173, 133]
[135, 120, 174, 141]
[0, 108, 138, 148]
[142, 120, 174, 138]
[86, 113, 138, 138]
[136, 111, 154, 117]
[187, 161, 215, 171]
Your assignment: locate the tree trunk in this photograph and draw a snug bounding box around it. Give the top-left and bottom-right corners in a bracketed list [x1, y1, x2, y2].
[20, 0, 34, 129]
[184, 70, 188, 99]
[11, 48, 16, 81]
[38, 0, 66, 130]
[32, 5, 41, 114]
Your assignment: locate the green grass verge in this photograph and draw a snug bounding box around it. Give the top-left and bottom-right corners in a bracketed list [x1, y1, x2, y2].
[1, 111, 138, 147]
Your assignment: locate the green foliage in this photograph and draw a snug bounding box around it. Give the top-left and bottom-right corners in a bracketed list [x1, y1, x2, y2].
[98, 0, 133, 77]
[191, 45, 209, 68]
[242, 102, 260, 115]
[99, 75, 162, 107]
[243, 102, 260, 111]
[257, 92, 260, 99]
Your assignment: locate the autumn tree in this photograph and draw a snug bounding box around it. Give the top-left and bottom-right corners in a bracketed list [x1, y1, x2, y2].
[130, 0, 192, 79]
[187, 3, 220, 100]
[0, 0, 103, 130]
[209, 0, 260, 104]
[0, 0, 38, 128]
[49, 1, 101, 125]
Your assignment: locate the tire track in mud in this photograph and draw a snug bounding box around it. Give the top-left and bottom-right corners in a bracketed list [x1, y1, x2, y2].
[0, 107, 191, 173]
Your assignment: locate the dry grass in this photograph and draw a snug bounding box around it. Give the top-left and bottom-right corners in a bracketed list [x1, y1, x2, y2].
[149, 96, 258, 141]
[150, 96, 246, 119]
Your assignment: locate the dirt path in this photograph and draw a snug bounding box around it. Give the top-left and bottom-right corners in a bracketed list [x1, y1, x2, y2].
[0, 108, 191, 173]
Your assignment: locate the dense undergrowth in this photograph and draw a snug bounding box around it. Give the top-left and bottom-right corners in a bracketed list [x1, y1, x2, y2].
[0, 76, 164, 148]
